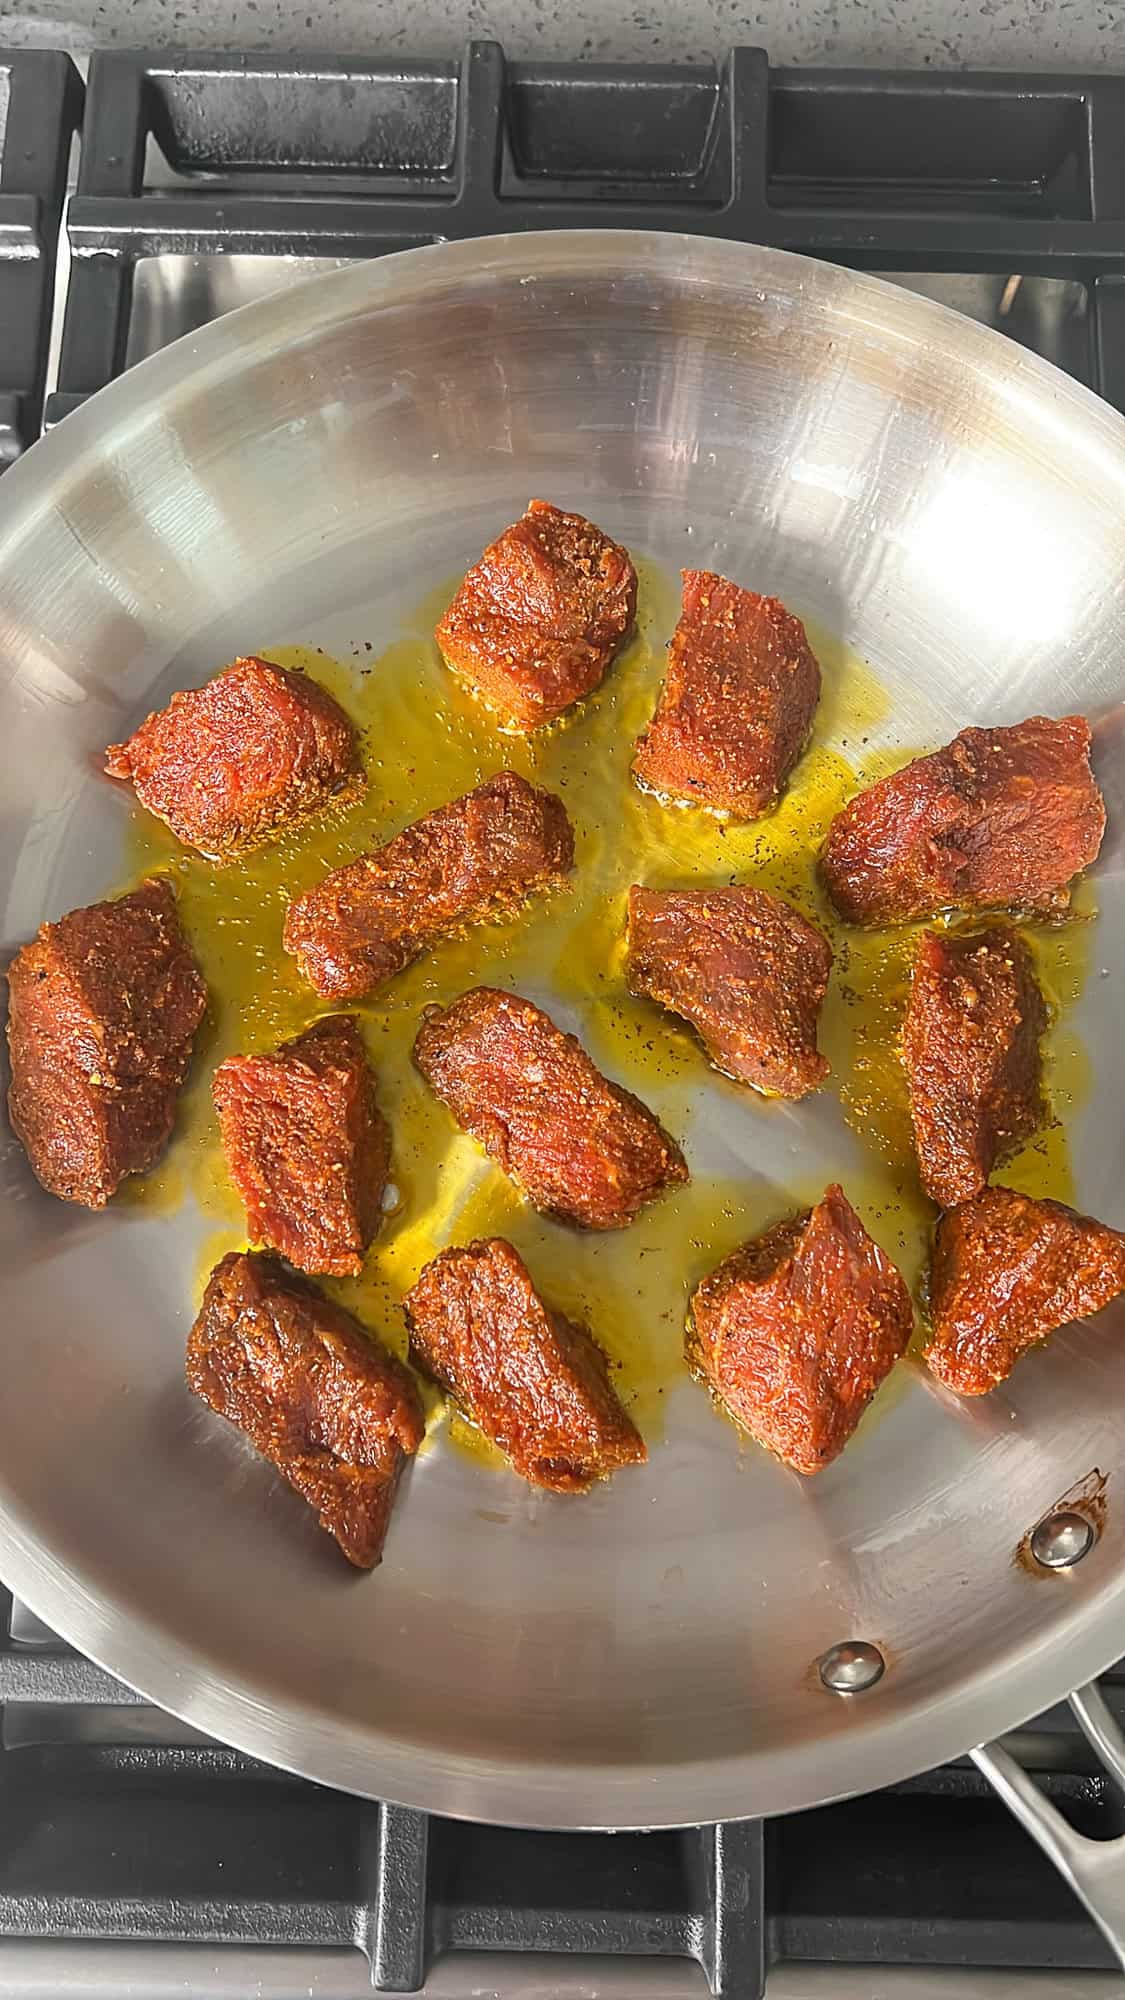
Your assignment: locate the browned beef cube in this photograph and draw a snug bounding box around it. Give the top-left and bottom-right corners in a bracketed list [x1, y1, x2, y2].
[413, 986, 688, 1230]
[926, 1186, 1125, 1396]
[822, 716, 1105, 925]
[213, 1016, 389, 1277]
[283, 770, 574, 1000]
[6, 877, 207, 1208]
[436, 500, 637, 729]
[626, 884, 832, 1098]
[105, 657, 363, 859]
[689, 1185, 913, 1473]
[632, 571, 821, 818]
[902, 925, 1047, 1207]
[405, 1237, 646, 1491]
[187, 1250, 424, 1567]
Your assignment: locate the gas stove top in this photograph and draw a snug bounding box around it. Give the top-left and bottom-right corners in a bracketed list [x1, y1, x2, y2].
[2, 41, 1125, 2000]
[26, 44, 1125, 434]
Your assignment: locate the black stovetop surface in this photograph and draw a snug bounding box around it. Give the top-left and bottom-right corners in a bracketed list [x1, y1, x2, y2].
[2, 41, 1125, 1996]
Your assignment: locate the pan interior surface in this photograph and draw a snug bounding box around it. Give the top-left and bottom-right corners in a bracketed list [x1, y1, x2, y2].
[0, 233, 1123, 1829]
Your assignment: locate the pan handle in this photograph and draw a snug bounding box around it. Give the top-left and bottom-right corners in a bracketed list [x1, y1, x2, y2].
[972, 1681, 1125, 1969]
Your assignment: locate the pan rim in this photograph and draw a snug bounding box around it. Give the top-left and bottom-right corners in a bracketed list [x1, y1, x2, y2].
[4, 1490, 1125, 1828]
[3, 229, 1124, 536]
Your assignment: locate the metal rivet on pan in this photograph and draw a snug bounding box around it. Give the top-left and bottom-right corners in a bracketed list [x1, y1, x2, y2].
[1030, 1510, 1095, 1570]
[818, 1639, 886, 1695]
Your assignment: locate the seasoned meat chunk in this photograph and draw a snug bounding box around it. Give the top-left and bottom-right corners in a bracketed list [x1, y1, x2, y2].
[6, 877, 206, 1208]
[926, 1186, 1125, 1395]
[632, 571, 821, 818]
[436, 499, 637, 730]
[187, 1250, 424, 1567]
[822, 716, 1104, 926]
[902, 925, 1047, 1207]
[284, 771, 573, 1000]
[688, 1184, 913, 1474]
[405, 1237, 646, 1491]
[626, 884, 832, 1098]
[413, 986, 688, 1230]
[213, 1016, 389, 1277]
[105, 656, 362, 859]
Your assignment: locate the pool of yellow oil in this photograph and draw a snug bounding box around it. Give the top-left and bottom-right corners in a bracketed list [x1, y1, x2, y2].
[119, 557, 1094, 1461]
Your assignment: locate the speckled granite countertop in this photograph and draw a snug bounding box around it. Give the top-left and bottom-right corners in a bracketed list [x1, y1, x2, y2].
[0, 0, 1122, 70]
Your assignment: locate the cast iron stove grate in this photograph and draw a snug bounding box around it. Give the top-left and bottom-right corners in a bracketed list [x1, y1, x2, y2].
[0, 50, 80, 463]
[42, 42, 1125, 432]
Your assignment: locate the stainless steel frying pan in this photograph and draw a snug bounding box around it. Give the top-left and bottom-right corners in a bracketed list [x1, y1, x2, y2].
[2, 231, 1125, 1944]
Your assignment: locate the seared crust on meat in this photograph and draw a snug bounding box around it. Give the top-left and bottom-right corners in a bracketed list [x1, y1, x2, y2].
[626, 884, 831, 1098]
[823, 717, 1105, 925]
[405, 1236, 646, 1491]
[413, 986, 688, 1230]
[632, 571, 820, 817]
[436, 500, 637, 729]
[689, 1185, 913, 1473]
[283, 771, 574, 1000]
[214, 1016, 389, 1276]
[187, 1250, 423, 1567]
[6, 877, 206, 1207]
[903, 925, 1046, 1207]
[926, 1186, 1125, 1395]
[106, 656, 362, 858]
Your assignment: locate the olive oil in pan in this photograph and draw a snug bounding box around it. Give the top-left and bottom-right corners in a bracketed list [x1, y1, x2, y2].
[120, 557, 1094, 1454]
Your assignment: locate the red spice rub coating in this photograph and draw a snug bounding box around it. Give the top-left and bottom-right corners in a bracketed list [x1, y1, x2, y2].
[902, 925, 1047, 1208]
[105, 656, 362, 859]
[187, 1250, 424, 1567]
[822, 716, 1105, 926]
[626, 884, 832, 1099]
[283, 770, 574, 1001]
[213, 1016, 389, 1277]
[6, 877, 206, 1208]
[413, 986, 688, 1230]
[436, 499, 637, 730]
[405, 1237, 646, 1492]
[688, 1184, 913, 1474]
[926, 1186, 1125, 1396]
[632, 571, 821, 818]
